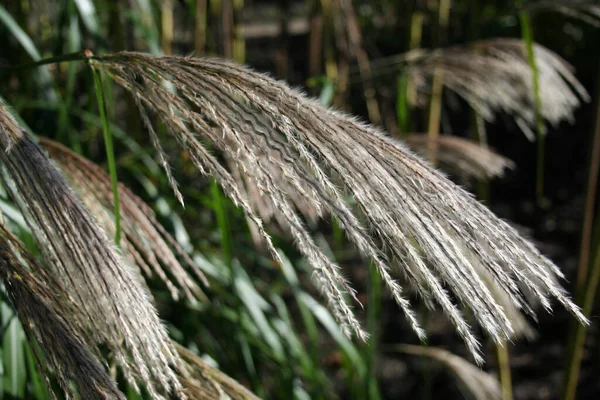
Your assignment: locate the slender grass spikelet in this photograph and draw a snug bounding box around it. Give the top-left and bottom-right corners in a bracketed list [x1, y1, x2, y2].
[88, 51, 587, 363]
[522, 1, 600, 27]
[396, 344, 502, 400]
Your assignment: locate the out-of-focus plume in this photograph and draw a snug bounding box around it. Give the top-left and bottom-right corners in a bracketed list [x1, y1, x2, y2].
[405, 134, 515, 180]
[365, 38, 589, 140]
[522, 1, 600, 27]
[395, 344, 502, 400]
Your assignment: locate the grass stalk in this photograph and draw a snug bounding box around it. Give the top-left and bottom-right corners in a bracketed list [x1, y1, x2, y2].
[561, 65, 600, 400]
[365, 261, 382, 400]
[562, 235, 600, 400]
[91, 66, 121, 246]
[161, 0, 174, 55]
[0, 50, 88, 73]
[233, 0, 245, 63]
[496, 342, 513, 400]
[427, 0, 451, 164]
[396, 10, 423, 136]
[518, 10, 545, 201]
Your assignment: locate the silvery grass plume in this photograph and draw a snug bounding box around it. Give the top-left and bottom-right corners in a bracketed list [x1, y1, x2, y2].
[522, 1, 600, 27]
[365, 38, 590, 141]
[39, 137, 209, 304]
[405, 134, 515, 181]
[0, 223, 124, 400]
[396, 344, 502, 400]
[89, 51, 587, 363]
[0, 104, 183, 398]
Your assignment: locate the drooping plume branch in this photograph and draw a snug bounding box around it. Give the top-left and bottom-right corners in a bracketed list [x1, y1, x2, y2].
[39, 137, 209, 304]
[89, 51, 586, 363]
[0, 103, 183, 398]
[0, 223, 124, 400]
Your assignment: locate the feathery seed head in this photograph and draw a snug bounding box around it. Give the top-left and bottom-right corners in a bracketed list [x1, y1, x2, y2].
[368, 38, 589, 140]
[0, 224, 124, 399]
[0, 103, 184, 398]
[88, 51, 586, 363]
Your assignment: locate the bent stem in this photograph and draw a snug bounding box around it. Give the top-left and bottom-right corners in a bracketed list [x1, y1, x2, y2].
[91, 66, 121, 245]
[0, 50, 88, 73]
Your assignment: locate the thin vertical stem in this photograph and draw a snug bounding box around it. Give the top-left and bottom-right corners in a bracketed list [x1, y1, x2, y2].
[365, 262, 382, 400]
[91, 67, 121, 245]
[562, 65, 600, 400]
[233, 0, 245, 63]
[496, 343, 514, 400]
[161, 0, 174, 55]
[308, 0, 323, 78]
[427, 0, 450, 165]
[221, 0, 233, 59]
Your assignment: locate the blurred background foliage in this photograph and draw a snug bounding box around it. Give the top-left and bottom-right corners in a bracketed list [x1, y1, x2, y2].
[0, 0, 599, 399]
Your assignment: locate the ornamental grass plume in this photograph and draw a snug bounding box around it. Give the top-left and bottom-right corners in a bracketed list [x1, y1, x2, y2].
[405, 134, 515, 180]
[365, 38, 590, 140]
[397, 344, 502, 400]
[39, 137, 208, 304]
[89, 51, 587, 363]
[0, 102, 183, 398]
[0, 223, 124, 400]
[522, 0, 600, 27]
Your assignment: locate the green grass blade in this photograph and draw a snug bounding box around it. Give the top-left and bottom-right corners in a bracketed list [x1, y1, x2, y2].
[1, 302, 26, 398]
[24, 343, 50, 400]
[91, 67, 121, 245]
[518, 10, 545, 200]
[72, 0, 99, 35]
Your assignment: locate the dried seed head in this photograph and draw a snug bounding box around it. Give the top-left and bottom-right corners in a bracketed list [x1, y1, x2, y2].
[90, 52, 586, 363]
[367, 38, 589, 140]
[0, 103, 183, 398]
[399, 344, 502, 400]
[0, 224, 124, 400]
[40, 137, 208, 304]
[523, 1, 600, 27]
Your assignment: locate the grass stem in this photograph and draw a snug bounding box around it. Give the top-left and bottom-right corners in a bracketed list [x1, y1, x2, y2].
[562, 64, 600, 400]
[518, 11, 545, 201]
[91, 66, 121, 245]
